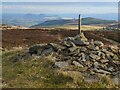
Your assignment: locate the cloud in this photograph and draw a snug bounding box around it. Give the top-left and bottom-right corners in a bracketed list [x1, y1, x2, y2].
[2, 2, 118, 14]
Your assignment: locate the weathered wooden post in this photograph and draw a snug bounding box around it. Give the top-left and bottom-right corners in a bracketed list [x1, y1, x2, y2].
[78, 14, 81, 34]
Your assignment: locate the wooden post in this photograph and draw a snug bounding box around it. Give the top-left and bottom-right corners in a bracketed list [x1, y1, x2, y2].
[78, 14, 81, 34]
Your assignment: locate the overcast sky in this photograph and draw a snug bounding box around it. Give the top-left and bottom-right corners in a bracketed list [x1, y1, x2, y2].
[2, 2, 118, 15]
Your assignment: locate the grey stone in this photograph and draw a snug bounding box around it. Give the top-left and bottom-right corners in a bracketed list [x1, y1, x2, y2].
[78, 53, 86, 61]
[54, 62, 69, 68]
[80, 47, 87, 52]
[74, 33, 88, 42]
[94, 62, 99, 68]
[89, 54, 101, 60]
[88, 45, 99, 51]
[113, 55, 119, 60]
[73, 33, 89, 46]
[49, 43, 60, 51]
[94, 41, 104, 47]
[72, 61, 84, 67]
[69, 44, 78, 52]
[100, 59, 109, 63]
[97, 51, 106, 59]
[108, 67, 114, 72]
[102, 49, 114, 56]
[41, 47, 54, 56]
[29, 44, 47, 54]
[93, 68, 111, 74]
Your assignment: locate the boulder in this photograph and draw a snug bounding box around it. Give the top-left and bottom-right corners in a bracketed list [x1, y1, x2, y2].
[29, 44, 47, 55]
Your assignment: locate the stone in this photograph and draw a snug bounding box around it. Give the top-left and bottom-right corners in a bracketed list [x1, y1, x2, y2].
[54, 62, 69, 68]
[72, 61, 84, 67]
[94, 41, 104, 47]
[29, 44, 47, 54]
[41, 47, 54, 56]
[88, 45, 99, 51]
[108, 67, 114, 72]
[80, 47, 87, 52]
[74, 33, 88, 42]
[108, 46, 119, 54]
[78, 53, 86, 61]
[93, 68, 111, 75]
[113, 55, 119, 60]
[89, 54, 101, 60]
[48, 43, 60, 51]
[100, 59, 109, 63]
[73, 33, 89, 46]
[102, 49, 114, 56]
[69, 44, 78, 52]
[94, 62, 99, 68]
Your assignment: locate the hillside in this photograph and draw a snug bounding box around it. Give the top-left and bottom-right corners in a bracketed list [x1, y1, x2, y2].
[31, 17, 117, 28]
[2, 14, 61, 27]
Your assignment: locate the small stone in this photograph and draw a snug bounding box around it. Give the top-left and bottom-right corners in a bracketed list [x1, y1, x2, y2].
[94, 62, 99, 68]
[113, 55, 119, 60]
[69, 45, 78, 52]
[80, 47, 87, 52]
[78, 53, 86, 61]
[108, 67, 114, 72]
[89, 54, 101, 60]
[88, 45, 99, 51]
[102, 49, 114, 56]
[54, 62, 69, 68]
[100, 59, 109, 63]
[93, 68, 111, 75]
[72, 61, 84, 67]
[94, 41, 104, 47]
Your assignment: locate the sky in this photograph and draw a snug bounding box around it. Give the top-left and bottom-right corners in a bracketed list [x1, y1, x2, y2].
[1, 2, 118, 15]
[1, 0, 120, 2]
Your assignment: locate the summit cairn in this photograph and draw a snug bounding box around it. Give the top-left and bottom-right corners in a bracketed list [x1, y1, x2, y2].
[12, 15, 120, 85]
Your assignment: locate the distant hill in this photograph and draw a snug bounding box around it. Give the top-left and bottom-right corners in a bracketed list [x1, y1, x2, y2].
[31, 17, 117, 28]
[2, 14, 61, 27]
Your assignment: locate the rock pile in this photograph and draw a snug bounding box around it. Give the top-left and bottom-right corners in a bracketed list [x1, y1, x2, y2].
[13, 33, 120, 77]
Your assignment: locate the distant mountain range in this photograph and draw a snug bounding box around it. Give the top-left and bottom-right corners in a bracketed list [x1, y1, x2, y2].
[31, 17, 117, 28]
[2, 14, 117, 28]
[2, 14, 61, 27]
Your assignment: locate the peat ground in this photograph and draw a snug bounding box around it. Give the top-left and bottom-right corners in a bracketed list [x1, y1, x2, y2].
[2, 29, 120, 49]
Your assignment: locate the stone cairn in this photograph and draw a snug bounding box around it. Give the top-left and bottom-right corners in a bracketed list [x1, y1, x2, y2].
[13, 33, 120, 77]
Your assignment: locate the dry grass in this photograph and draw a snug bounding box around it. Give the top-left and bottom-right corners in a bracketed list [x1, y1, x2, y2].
[37, 25, 103, 31]
[2, 50, 119, 88]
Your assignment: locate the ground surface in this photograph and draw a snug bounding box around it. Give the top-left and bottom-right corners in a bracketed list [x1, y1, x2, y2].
[2, 29, 120, 49]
